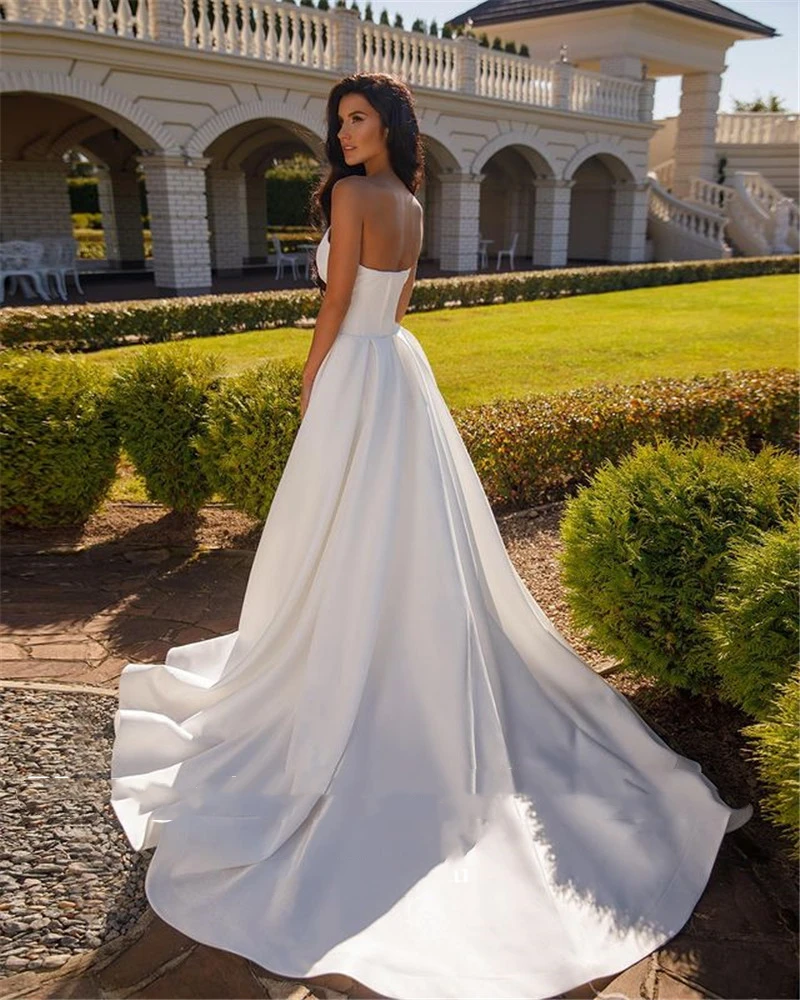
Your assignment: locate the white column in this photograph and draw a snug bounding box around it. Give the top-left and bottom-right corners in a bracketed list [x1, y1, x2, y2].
[113, 169, 146, 267]
[246, 174, 269, 263]
[96, 166, 120, 264]
[518, 182, 533, 259]
[609, 179, 650, 263]
[332, 7, 359, 74]
[152, 0, 185, 45]
[97, 166, 145, 268]
[506, 184, 522, 258]
[136, 151, 212, 292]
[532, 178, 573, 269]
[455, 35, 478, 95]
[672, 70, 724, 200]
[438, 171, 483, 272]
[0, 159, 72, 241]
[207, 167, 247, 276]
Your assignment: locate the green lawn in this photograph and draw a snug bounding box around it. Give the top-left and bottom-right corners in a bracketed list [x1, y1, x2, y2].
[90, 274, 798, 409]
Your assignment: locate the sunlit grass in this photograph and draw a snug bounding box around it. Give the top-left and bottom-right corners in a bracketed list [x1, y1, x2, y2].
[92, 273, 797, 502]
[90, 274, 798, 409]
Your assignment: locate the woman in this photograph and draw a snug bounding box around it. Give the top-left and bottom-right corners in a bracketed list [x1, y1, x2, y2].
[110, 73, 753, 1000]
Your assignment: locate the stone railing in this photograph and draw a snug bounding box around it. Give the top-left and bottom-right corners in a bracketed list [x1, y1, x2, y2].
[648, 177, 728, 248]
[716, 112, 800, 145]
[731, 172, 799, 254]
[650, 159, 675, 190]
[2, 0, 652, 122]
[569, 66, 643, 121]
[182, 0, 334, 68]
[476, 48, 555, 105]
[2, 0, 154, 39]
[737, 170, 798, 221]
[687, 176, 733, 215]
[358, 21, 458, 90]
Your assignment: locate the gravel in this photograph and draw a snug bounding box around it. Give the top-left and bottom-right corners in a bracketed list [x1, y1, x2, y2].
[0, 688, 150, 976]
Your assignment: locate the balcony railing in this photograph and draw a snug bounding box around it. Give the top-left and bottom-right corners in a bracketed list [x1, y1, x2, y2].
[716, 112, 800, 145]
[2, 0, 653, 123]
[359, 21, 458, 90]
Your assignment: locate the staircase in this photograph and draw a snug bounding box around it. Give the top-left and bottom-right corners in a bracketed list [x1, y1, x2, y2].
[646, 159, 798, 262]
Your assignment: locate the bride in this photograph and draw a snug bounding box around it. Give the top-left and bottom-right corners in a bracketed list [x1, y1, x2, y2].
[110, 72, 753, 1000]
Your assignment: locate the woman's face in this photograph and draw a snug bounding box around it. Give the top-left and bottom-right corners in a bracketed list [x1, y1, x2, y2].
[336, 92, 388, 167]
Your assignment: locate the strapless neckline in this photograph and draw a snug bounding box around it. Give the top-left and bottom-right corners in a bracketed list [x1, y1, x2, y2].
[321, 227, 412, 275]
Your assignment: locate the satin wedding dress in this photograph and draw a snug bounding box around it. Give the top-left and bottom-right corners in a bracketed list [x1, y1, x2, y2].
[110, 225, 752, 1000]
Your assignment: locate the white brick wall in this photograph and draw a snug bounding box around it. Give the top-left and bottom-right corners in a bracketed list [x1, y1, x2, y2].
[439, 172, 483, 272]
[0, 160, 72, 242]
[136, 152, 212, 290]
[673, 72, 723, 199]
[532, 179, 574, 268]
[207, 168, 247, 274]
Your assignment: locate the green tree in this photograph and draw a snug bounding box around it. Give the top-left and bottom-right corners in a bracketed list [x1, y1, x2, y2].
[732, 93, 788, 112]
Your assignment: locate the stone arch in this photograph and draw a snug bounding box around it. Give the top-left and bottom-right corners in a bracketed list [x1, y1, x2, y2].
[37, 118, 110, 160]
[0, 71, 177, 153]
[562, 139, 639, 182]
[471, 130, 558, 178]
[186, 98, 326, 159]
[417, 134, 462, 263]
[419, 121, 464, 172]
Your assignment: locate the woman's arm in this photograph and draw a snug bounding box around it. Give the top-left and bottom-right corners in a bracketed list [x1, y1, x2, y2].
[301, 177, 364, 415]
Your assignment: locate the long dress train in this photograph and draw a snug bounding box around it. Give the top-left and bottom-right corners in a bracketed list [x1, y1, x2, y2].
[110, 226, 751, 1000]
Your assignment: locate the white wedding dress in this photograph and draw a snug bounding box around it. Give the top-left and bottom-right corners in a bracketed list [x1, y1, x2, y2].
[110, 226, 752, 1000]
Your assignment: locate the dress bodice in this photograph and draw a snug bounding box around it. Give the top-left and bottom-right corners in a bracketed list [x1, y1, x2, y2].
[315, 227, 411, 338]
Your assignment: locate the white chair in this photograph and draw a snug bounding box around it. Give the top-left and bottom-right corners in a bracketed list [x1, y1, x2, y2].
[269, 235, 304, 281]
[478, 233, 491, 270]
[40, 237, 84, 300]
[0, 240, 51, 304]
[496, 232, 519, 270]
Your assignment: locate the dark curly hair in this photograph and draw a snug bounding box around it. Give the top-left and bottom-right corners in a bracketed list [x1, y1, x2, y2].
[309, 72, 425, 290]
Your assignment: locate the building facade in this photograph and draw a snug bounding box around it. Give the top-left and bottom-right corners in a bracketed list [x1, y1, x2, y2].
[0, 0, 793, 296]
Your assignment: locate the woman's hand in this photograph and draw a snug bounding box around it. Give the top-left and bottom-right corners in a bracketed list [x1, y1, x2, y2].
[300, 373, 315, 420]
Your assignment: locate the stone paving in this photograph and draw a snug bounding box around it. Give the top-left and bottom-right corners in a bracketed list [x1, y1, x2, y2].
[1, 523, 798, 999]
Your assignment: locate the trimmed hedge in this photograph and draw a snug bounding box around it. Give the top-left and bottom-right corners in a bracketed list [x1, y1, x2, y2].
[192, 360, 304, 520]
[2, 356, 797, 526]
[741, 670, 800, 860]
[453, 368, 799, 512]
[558, 438, 799, 694]
[705, 519, 799, 719]
[1, 254, 796, 352]
[109, 346, 225, 514]
[0, 350, 120, 527]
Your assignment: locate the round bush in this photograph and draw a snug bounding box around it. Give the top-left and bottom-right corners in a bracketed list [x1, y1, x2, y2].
[741, 669, 800, 859]
[704, 518, 799, 718]
[192, 359, 303, 521]
[109, 345, 224, 514]
[0, 349, 120, 527]
[558, 437, 799, 694]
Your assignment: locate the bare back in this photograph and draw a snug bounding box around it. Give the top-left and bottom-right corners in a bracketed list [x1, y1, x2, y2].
[357, 180, 424, 272]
